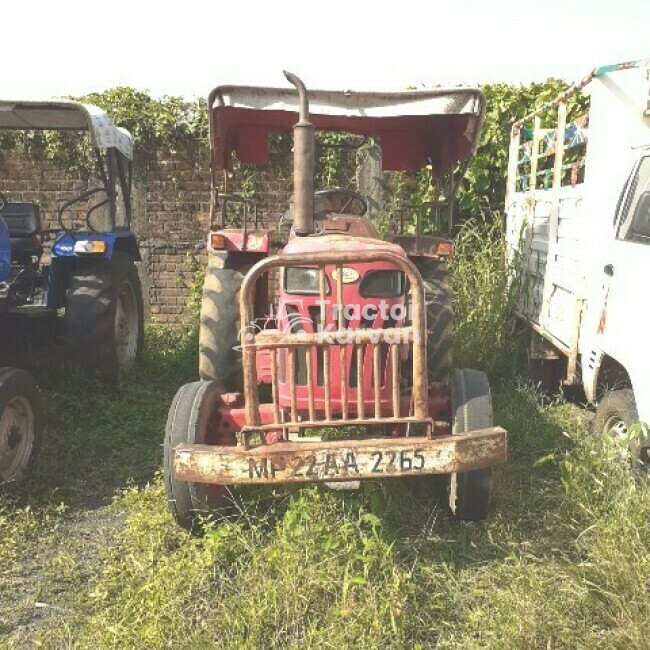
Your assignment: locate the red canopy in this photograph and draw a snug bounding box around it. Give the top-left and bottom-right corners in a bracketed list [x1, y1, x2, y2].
[209, 85, 485, 174]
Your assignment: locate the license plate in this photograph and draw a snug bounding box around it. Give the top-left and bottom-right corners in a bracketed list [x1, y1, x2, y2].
[173, 428, 507, 485]
[247, 447, 427, 482]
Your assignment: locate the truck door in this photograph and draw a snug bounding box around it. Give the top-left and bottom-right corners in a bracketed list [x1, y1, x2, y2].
[603, 153, 650, 419]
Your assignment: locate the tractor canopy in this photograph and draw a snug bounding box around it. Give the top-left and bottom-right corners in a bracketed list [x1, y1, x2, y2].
[0, 100, 135, 231]
[0, 100, 133, 160]
[208, 85, 485, 175]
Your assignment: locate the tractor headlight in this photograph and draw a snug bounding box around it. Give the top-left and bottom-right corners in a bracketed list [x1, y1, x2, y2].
[284, 267, 327, 295]
[360, 270, 405, 297]
[73, 240, 107, 254]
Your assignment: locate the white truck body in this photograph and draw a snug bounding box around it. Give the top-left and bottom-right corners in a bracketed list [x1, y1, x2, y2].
[506, 61, 650, 422]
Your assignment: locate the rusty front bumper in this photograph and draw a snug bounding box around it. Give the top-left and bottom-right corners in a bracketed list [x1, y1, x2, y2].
[173, 426, 506, 485]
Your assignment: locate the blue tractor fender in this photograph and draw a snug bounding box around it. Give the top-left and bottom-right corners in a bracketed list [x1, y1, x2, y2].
[0, 217, 11, 284]
[47, 231, 141, 309]
[51, 230, 141, 262]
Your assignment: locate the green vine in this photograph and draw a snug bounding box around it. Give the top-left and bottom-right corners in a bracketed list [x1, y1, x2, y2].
[0, 88, 208, 175]
[78, 88, 207, 152]
[0, 80, 590, 229]
[383, 78, 590, 229]
[314, 132, 356, 189]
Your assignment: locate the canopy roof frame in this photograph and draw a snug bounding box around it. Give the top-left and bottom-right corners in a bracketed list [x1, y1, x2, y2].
[0, 99, 134, 230]
[207, 83, 485, 227]
[0, 99, 133, 160]
[208, 86, 485, 171]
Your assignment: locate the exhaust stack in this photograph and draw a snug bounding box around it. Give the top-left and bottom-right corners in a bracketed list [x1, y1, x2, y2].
[284, 71, 315, 236]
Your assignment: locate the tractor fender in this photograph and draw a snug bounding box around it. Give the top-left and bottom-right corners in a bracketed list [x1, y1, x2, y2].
[208, 229, 273, 254]
[51, 231, 141, 262]
[47, 231, 141, 309]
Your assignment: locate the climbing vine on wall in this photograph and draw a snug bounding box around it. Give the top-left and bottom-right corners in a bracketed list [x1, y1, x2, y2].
[79, 88, 208, 152]
[382, 78, 589, 230]
[0, 79, 589, 226]
[0, 88, 209, 176]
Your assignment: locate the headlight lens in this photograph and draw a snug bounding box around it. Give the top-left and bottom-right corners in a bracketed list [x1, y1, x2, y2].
[73, 240, 107, 254]
[360, 270, 405, 297]
[284, 267, 327, 295]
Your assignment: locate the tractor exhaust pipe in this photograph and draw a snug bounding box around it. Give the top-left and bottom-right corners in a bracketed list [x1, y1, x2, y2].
[284, 71, 315, 236]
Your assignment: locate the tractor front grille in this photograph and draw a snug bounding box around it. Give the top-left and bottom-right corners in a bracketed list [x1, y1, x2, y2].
[238, 249, 430, 441]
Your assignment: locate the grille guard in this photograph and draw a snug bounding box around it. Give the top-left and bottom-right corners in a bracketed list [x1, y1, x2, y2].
[239, 249, 429, 442]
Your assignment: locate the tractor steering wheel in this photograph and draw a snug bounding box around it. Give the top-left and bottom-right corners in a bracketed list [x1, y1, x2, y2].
[315, 189, 367, 216]
[0, 192, 6, 213]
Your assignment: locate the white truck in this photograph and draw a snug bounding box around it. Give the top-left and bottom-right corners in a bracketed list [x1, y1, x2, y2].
[506, 60, 650, 452]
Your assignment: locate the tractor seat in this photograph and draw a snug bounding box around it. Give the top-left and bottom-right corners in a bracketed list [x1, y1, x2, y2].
[2, 203, 43, 261]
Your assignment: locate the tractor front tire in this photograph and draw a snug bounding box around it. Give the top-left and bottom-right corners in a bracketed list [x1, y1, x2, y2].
[449, 368, 493, 521]
[199, 253, 250, 390]
[64, 252, 144, 385]
[0, 368, 42, 483]
[164, 380, 237, 533]
[416, 259, 453, 386]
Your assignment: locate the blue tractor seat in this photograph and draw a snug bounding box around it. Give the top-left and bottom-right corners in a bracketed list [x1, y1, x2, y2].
[2, 203, 43, 263]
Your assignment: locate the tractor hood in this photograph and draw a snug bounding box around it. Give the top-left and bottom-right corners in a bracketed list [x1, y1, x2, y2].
[282, 233, 406, 257]
[0, 100, 133, 160]
[208, 84, 485, 174]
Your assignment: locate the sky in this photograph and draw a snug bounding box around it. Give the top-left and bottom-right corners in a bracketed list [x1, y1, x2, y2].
[3, 0, 649, 100]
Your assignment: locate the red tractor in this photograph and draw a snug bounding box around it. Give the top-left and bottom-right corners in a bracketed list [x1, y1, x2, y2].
[164, 72, 507, 531]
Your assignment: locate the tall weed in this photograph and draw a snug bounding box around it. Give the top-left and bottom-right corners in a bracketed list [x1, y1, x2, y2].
[451, 217, 524, 379]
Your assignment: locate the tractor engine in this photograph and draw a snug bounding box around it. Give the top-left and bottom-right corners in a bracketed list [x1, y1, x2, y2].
[276, 235, 409, 418]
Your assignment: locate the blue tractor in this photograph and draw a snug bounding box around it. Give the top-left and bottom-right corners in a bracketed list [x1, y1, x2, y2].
[0, 100, 144, 385]
[1, 199, 42, 482]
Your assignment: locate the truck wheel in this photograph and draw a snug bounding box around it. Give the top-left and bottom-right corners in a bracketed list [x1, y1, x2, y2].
[199, 253, 250, 390]
[449, 368, 493, 521]
[593, 389, 648, 465]
[0, 368, 42, 483]
[416, 259, 452, 385]
[64, 252, 144, 384]
[164, 380, 237, 533]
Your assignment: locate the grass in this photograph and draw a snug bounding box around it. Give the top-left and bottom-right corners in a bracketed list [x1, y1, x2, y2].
[451, 217, 526, 377]
[2, 221, 650, 648]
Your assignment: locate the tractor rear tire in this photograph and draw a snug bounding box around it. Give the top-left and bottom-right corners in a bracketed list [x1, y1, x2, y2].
[64, 252, 144, 385]
[449, 368, 493, 521]
[164, 380, 237, 533]
[416, 259, 453, 386]
[199, 253, 250, 390]
[405, 259, 453, 498]
[0, 368, 42, 483]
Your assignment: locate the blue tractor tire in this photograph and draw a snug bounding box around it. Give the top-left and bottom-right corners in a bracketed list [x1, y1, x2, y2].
[64, 252, 144, 384]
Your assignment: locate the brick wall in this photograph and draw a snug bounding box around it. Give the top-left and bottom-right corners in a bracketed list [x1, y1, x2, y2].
[0, 145, 294, 324]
